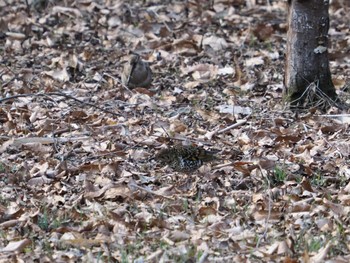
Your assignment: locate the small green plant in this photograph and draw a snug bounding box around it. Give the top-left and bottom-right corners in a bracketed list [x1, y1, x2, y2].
[338, 174, 348, 187]
[308, 237, 322, 252]
[249, 35, 257, 47]
[311, 172, 326, 187]
[274, 166, 287, 183]
[120, 249, 129, 263]
[41, 239, 53, 254]
[158, 240, 169, 250]
[264, 41, 273, 52]
[0, 163, 6, 173]
[282, 91, 293, 105]
[0, 194, 7, 205]
[38, 208, 50, 231]
[24, 246, 32, 253]
[183, 198, 189, 211]
[294, 175, 303, 183]
[336, 222, 345, 235]
[197, 250, 204, 260]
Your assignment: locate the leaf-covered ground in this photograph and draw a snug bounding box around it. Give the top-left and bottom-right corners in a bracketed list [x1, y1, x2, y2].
[1, 0, 350, 262]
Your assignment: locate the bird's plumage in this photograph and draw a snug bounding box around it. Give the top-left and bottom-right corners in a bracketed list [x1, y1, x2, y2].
[121, 54, 152, 88]
[156, 145, 218, 173]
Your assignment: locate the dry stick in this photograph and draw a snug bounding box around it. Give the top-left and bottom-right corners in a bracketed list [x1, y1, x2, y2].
[103, 72, 134, 94]
[10, 136, 90, 146]
[1, 76, 16, 88]
[320, 133, 343, 158]
[209, 255, 236, 262]
[319, 114, 350, 117]
[212, 162, 235, 170]
[149, 8, 174, 34]
[128, 180, 174, 200]
[159, 125, 171, 139]
[24, 0, 31, 15]
[216, 118, 248, 134]
[0, 92, 122, 118]
[0, 136, 90, 154]
[151, 134, 215, 146]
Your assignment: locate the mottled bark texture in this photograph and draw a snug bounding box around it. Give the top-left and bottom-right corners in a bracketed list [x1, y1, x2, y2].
[285, 0, 336, 106]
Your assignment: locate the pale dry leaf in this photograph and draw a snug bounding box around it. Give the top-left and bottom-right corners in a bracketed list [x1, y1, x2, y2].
[217, 66, 235, 75]
[27, 176, 53, 186]
[215, 105, 252, 115]
[169, 230, 190, 242]
[5, 32, 26, 40]
[0, 239, 31, 253]
[184, 80, 202, 89]
[104, 186, 130, 199]
[0, 219, 20, 229]
[43, 68, 70, 82]
[323, 198, 344, 216]
[266, 242, 279, 255]
[229, 229, 256, 242]
[202, 35, 228, 51]
[52, 6, 83, 17]
[277, 240, 291, 255]
[245, 56, 264, 67]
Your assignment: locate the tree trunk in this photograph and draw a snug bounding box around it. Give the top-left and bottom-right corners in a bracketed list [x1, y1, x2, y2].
[285, 0, 337, 108]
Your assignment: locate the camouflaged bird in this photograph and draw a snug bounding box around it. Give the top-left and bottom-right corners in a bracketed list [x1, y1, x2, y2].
[156, 145, 219, 173]
[121, 54, 152, 88]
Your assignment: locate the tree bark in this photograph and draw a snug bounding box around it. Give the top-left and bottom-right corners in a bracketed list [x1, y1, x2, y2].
[285, 0, 336, 107]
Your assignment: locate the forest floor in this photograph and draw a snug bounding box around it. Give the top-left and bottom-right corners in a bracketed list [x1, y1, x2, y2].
[1, 0, 350, 262]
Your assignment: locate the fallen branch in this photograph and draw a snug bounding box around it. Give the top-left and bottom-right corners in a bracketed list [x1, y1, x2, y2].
[0, 136, 91, 154]
[151, 134, 215, 146]
[0, 91, 122, 118]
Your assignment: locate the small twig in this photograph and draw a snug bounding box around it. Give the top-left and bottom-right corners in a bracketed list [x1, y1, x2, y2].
[0, 91, 122, 117]
[103, 72, 134, 94]
[146, 250, 163, 261]
[128, 179, 174, 200]
[216, 118, 249, 134]
[160, 125, 171, 139]
[1, 76, 16, 88]
[151, 134, 215, 146]
[11, 136, 90, 146]
[47, 92, 123, 117]
[319, 133, 343, 158]
[208, 255, 236, 261]
[212, 162, 234, 170]
[319, 114, 350, 117]
[149, 8, 174, 34]
[24, 0, 31, 15]
[0, 136, 90, 154]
